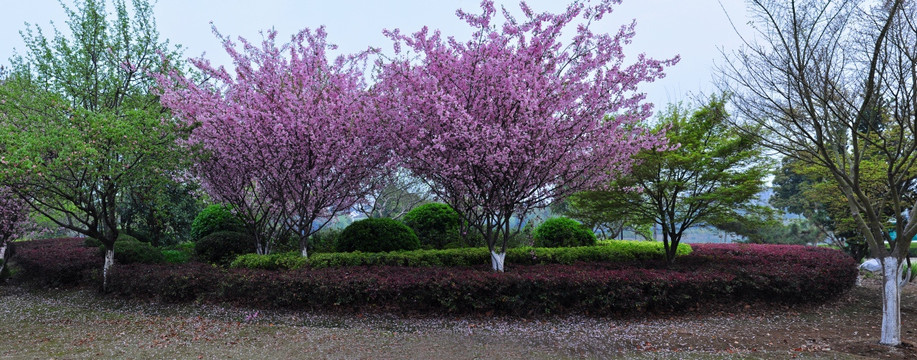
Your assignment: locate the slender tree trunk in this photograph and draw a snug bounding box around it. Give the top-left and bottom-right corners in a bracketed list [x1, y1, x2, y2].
[103, 248, 114, 291]
[300, 236, 309, 258]
[881, 256, 903, 346]
[490, 251, 505, 272]
[0, 242, 8, 276]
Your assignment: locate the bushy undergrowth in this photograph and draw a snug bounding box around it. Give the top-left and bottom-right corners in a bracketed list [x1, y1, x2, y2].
[232, 240, 693, 270]
[111, 244, 855, 315]
[195, 231, 254, 265]
[403, 203, 461, 249]
[14, 238, 100, 286]
[190, 205, 244, 241]
[534, 217, 596, 247]
[15, 239, 857, 316]
[112, 237, 164, 264]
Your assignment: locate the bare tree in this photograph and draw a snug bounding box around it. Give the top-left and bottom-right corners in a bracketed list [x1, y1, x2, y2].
[354, 169, 433, 220]
[719, 0, 917, 346]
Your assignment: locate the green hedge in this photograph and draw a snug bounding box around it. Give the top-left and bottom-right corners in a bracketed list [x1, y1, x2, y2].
[231, 240, 693, 270]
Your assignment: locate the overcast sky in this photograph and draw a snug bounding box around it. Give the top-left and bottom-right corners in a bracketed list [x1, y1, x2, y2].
[0, 0, 755, 111]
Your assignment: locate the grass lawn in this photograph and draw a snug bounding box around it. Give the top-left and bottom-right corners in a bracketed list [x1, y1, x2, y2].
[2, 273, 916, 359]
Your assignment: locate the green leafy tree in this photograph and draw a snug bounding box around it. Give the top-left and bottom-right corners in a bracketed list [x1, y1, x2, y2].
[565, 190, 653, 240]
[771, 155, 871, 259]
[0, 0, 186, 289]
[118, 180, 203, 247]
[576, 96, 771, 263]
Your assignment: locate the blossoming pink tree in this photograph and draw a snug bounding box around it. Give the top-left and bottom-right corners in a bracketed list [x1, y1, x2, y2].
[157, 27, 389, 256]
[376, 0, 677, 271]
[0, 186, 27, 274]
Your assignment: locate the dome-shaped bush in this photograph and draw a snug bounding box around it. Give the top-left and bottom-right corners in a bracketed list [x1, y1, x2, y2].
[336, 218, 420, 253]
[96, 234, 164, 264]
[195, 231, 254, 265]
[113, 236, 165, 264]
[190, 204, 245, 241]
[403, 203, 461, 249]
[533, 217, 596, 248]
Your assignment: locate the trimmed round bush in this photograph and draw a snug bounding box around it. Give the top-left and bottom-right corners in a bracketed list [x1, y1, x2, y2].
[83, 237, 103, 248]
[195, 231, 254, 265]
[336, 218, 420, 253]
[113, 236, 165, 264]
[534, 217, 596, 247]
[403, 203, 461, 249]
[190, 205, 245, 241]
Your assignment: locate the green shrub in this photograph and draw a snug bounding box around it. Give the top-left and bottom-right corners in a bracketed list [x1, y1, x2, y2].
[309, 228, 341, 254]
[112, 236, 164, 264]
[162, 249, 192, 264]
[195, 231, 254, 265]
[232, 241, 694, 270]
[83, 237, 102, 248]
[533, 217, 596, 247]
[190, 205, 245, 241]
[336, 218, 420, 253]
[231, 252, 307, 270]
[403, 203, 461, 249]
[175, 241, 195, 254]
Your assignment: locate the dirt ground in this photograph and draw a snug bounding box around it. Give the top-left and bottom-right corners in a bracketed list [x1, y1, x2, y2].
[1, 272, 916, 359]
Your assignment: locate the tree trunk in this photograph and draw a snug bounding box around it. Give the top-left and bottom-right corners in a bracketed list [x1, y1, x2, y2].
[881, 256, 902, 346]
[0, 243, 7, 275]
[103, 248, 114, 291]
[301, 246, 308, 258]
[490, 251, 505, 272]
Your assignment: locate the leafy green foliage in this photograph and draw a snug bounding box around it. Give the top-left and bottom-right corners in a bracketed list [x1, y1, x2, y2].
[119, 180, 204, 247]
[402, 203, 461, 249]
[0, 0, 187, 289]
[308, 228, 341, 254]
[190, 205, 245, 241]
[336, 218, 420, 253]
[161, 249, 192, 264]
[112, 237, 164, 264]
[231, 240, 692, 270]
[533, 217, 596, 247]
[569, 95, 772, 262]
[195, 231, 254, 266]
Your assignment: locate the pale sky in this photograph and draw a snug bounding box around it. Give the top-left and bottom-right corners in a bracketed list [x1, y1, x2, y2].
[0, 0, 755, 110]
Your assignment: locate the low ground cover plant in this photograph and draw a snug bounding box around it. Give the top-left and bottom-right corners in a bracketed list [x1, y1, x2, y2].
[12, 238, 856, 316]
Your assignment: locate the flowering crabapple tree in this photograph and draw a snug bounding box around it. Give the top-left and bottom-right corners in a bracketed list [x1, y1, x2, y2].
[376, 0, 677, 271]
[157, 27, 389, 256]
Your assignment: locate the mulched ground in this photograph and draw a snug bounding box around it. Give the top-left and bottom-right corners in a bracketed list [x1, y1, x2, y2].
[1, 271, 916, 359]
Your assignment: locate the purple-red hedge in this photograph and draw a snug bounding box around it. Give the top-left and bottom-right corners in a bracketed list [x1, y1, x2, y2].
[13, 239, 858, 316]
[13, 238, 101, 286]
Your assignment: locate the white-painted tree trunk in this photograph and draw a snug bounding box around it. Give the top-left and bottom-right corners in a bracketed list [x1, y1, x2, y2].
[881, 256, 902, 346]
[0, 243, 7, 275]
[301, 247, 308, 258]
[103, 249, 114, 290]
[490, 251, 505, 272]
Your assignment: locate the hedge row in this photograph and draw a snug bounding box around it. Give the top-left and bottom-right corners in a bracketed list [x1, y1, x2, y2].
[231, 240, 694, 270]
[12, 238, 857, 315]
[105, 244, 856, 315]
[14, 238, 100, 285]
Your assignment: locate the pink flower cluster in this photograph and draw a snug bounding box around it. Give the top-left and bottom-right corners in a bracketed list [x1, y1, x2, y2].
[156, 0, 677, 259]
